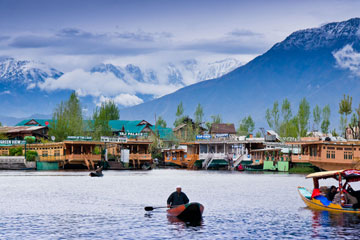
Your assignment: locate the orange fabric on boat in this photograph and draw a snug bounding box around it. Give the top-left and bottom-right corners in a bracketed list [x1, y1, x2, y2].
[311, 188, 320, 199]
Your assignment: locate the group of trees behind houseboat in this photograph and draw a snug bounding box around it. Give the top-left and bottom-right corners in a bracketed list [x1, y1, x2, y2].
[265, 94, 360, 139]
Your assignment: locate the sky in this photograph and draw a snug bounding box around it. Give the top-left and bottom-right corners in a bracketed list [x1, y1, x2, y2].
[0, 0, 360, 108]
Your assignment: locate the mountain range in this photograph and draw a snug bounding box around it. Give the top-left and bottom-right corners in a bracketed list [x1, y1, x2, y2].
[0, 57, 241, 125]
[119, 18, 360, 129]
[1, 18, 359, 129]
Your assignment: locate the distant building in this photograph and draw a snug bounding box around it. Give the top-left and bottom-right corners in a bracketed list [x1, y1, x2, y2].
[209, 123, 236, 135]
[0, 126, 48, 140]
[15, 119, 174, 141]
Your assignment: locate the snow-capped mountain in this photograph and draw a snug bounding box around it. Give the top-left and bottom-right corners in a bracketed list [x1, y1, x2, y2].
[274, 18, 360, 50]
[90, 58, 241, 86]
[0, 57, 63, 88]
[119, 18, 360, 127]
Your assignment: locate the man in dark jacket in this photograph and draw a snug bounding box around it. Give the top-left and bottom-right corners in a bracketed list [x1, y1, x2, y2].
[167, 186, 189, 207]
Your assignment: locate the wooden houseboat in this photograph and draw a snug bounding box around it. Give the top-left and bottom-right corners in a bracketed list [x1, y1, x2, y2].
[287, 139, 360, 171]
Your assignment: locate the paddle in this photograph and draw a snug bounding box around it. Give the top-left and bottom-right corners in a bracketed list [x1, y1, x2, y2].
[144, 206, 169, 211]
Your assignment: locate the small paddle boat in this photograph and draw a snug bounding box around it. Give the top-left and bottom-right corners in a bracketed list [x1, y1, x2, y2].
[298, 169, 360, 213]
[89, 172, 103, 177]
[167, 202, 204, 222]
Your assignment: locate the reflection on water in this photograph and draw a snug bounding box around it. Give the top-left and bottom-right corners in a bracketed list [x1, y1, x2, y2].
[310, 209, 360, 238]
[1, 169, 360, 239]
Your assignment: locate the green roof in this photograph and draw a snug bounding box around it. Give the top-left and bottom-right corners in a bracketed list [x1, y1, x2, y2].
[16, 119, 52, 126]
[15, 119, 175, 140]
[150, 126, 175, 141]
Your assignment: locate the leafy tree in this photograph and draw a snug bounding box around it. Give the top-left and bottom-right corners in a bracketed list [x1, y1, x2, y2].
[238, 116, 255, 135]
[321, 105, 331, 134]
[255, 131, 262, 138]
[210, 114, 222, 124]
[194, 103, 204, 124]
[49, 91, 84, 141]
[349, 113, 359, 139]
[205, 114, 222, 132]
[331, 128, 338, 137]
[266, 101, 280, 133]
[25, 150, 38, 161]
[297, 98, 310, 137]
[339, 94, 352, 137]
[9, 147, 23, 156]
[91, 100, 120, 140]
[155, 116, 167, 128]
[0, 121, 2, 126]
[278, 98, 293, 137]
[313, 105, 321, 131]
[174, 102, 186, 127]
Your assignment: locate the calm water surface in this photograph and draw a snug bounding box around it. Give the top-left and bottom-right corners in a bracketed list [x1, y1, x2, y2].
[1, 169, 360, 239]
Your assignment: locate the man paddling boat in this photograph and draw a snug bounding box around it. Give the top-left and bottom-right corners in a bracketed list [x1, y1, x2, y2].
[167, 185, 189, 208]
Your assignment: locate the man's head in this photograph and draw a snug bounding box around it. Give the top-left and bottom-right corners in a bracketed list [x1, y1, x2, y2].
[330, 186, 337, 193]
[176, 185, 182, 193]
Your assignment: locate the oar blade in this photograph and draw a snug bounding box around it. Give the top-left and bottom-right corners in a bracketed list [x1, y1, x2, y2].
[144, 206, 154, 211]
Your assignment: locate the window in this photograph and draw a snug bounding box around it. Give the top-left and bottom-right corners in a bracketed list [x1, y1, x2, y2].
[54, 150, 60, 156]
[331, 151, 335, 159]
[344, 152, 353, 160]
[42, 151, 48, 157]
[326, 151, 331, 159]
[336, 147, 343, 150]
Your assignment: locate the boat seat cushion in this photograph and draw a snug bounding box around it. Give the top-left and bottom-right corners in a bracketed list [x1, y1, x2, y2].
[314, 195, 331, 206]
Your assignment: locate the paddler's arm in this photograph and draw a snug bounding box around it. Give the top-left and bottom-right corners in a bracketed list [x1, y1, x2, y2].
[183, 193, 189, 204]
[167, 193, 173, 208]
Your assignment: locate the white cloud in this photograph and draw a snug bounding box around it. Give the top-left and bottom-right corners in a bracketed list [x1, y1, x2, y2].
[38, 68, 183, 106]
[333, 44, 360, 76]
[98, 94, 144, 107]
[0, 90, 11, 95]
[26, 83, 36, 90]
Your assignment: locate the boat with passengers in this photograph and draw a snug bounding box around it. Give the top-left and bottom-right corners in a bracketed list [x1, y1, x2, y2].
[298, 169, 360, 213]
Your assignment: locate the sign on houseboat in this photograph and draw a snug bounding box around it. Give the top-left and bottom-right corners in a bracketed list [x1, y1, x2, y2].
[215, 133, 229, 138]
[196, 134, 211, 140]
[101, 136, 128, 143]
[119, 132, 148, 137]
[67, 136, 93, 141]
[0, 140, 26, 145]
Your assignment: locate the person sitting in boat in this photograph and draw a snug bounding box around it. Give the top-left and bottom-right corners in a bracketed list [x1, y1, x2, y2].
[167, 185, 189, 208]
[95, 166, 103, 173]
[326, 186, 337, 201]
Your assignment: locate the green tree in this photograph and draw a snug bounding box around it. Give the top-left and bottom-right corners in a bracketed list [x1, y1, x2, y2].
[255, 131, 262, 138]
[174, 102, 186, 127]
[339, 94, 352, 137]
[0, 121, 2, 126]
[91, 100, 119, 140]
[238, 116, 255, 135]
[49, 91, 84, 141]
[266, 101, 280, 133]
[278, 98, 293, 137]
[349, 113, 358, 139]
[297, 98, 310, 137]
[194, 103, 204, 124]
[155, 116, 167, 128]
[313, 104, 321, 131]
[211, 114, 222, 124]
[321, 104, 331, 134]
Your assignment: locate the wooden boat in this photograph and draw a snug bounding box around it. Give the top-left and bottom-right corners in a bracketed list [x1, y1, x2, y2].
[89, 172, 103, 177]
[298, 169, 360, 213]
[167, 202, 204, 222]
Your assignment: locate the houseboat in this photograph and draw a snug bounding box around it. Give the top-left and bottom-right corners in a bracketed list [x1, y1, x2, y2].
[287, 138, 360, 171]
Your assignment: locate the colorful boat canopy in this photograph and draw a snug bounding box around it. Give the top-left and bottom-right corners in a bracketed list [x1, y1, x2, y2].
[306, 169, 360, 181]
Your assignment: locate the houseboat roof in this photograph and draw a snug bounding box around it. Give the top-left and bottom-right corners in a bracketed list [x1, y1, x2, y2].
[210, 123, 236, 134]
[286, 140, 360, 146]
[0, 126, 47, 133]
[306, 169, 360, 181]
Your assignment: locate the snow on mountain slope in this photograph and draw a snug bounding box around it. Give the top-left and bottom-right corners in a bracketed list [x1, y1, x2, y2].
[0, 58, 63, 89]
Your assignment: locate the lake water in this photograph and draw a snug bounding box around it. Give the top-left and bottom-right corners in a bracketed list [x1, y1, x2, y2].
[1, 169, 360, 239]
